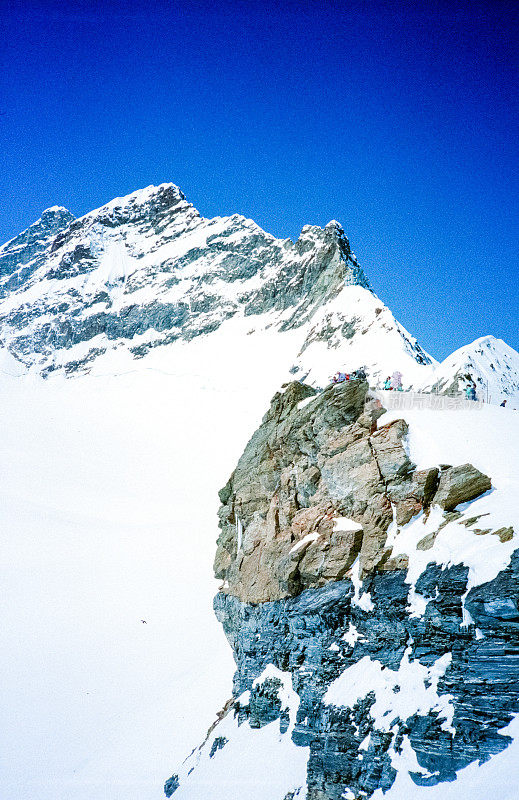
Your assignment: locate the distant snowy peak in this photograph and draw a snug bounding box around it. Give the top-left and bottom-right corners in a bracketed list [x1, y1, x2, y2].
[79, 183, 195, 231]
[421, 335, 519, 404]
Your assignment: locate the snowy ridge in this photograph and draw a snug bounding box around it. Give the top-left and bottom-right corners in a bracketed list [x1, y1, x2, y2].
[0, 183, 516, 408]
[291, 284, 435, 388]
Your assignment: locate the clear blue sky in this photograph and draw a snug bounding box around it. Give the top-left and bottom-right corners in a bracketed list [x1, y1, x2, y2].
[1, 0, 517, 358]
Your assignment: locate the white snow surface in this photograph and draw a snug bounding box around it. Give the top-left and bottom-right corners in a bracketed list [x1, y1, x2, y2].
[293, 286, 437, 389]
[172, 665, 308, 800]
[333, 516, 363, 532]
[324, 649, 455, 734]
[2, 185, 519, 800]
[290, 531, 321, 553]
[342, 622, 364, 647]
[0, 322, 304, 800]
[3, 325, 519, 800]
[349, 557, 375, 612]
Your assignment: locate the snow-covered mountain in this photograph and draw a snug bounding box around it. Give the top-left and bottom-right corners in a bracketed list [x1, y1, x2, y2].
[2, 183, 518, 402]
[2, 184, 519, 800]
[0, 183, 433, 385]
[420, 335, 519, 405]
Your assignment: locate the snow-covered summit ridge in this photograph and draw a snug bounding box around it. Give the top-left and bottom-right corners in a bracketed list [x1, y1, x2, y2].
[0, 204, 75, 283]
[0, 183, 401, 378]
[0, 182, 515, 402]
[78, 183, 189, 225]
[42, 205, 72, 215]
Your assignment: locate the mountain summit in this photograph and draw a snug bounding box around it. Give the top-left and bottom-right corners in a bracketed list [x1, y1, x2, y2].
[0, 184, 434, 384]
[421, 335, 519, 403]
[0, 183, 516, 405]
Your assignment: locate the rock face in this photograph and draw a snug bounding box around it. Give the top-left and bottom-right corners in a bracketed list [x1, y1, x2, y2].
[209, 557, 519, 799]
[214, 380, 488, 604]
[168, 382, 519, 800]
[0, 206, 75, 287]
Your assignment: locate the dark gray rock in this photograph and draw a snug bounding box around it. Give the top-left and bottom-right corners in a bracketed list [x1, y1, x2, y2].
[164, 774, 179, 796]
[0, 206, 75, 280]
[204, 553, 519, 799]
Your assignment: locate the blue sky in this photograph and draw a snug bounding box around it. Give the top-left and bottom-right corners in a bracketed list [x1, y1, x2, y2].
[1, 0, 517, 358]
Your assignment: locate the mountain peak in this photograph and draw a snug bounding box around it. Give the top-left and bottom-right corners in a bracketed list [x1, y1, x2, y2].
[41, 206, 73, 217]
[88, 182, 184, 213]
[324, 219, 344, 232]
[296, 219, 370, 291]
[421, 333, 519, 404]
[0, 205, 76, 280]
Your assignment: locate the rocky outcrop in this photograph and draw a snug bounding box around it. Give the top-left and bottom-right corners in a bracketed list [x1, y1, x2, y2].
[214, 381, 491, 603]
[0, 206, 75, 291]
[167, 382, 518, 799]
[208, 554, 519, 799]
[433, 463, 492, 511]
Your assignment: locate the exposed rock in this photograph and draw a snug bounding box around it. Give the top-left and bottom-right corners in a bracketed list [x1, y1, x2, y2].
[380, 552, 410, 571]
[417, 531, 438, 551]
[164, 774, 179, 797]
[215, 382, 494, 602]
[437, 509, 463, 530]
[494, 526, 514, 543]
[172, 552, 519, 798]
[388, 467, 440, 526]
[369, 419, 414, 483]
[433, 464, 492, 511]
[463, 513, 490, 527]
[209, 736, 228, 758]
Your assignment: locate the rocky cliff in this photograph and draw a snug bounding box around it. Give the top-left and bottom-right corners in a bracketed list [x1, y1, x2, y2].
[214, 380, 490, 604]
[168, 380, 519, 799]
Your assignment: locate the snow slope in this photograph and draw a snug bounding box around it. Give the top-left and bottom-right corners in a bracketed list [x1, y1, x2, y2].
[0, 322, 304, 800]
[292, 285, 435, 388]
